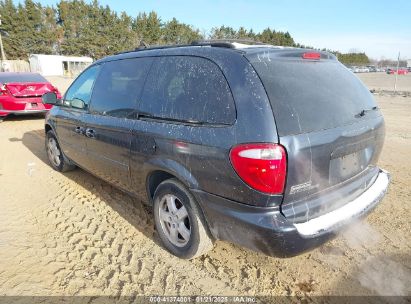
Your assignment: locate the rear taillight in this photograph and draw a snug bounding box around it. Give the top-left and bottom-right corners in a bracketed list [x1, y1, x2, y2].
[302, 52, 321, 60]
[229, 143, 287, 194]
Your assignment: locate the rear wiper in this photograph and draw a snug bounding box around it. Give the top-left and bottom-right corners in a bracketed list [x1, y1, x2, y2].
[355, 106, 379, 118]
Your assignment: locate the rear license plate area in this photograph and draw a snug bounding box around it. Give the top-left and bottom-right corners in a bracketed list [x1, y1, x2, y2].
[330, 150, 367, 183]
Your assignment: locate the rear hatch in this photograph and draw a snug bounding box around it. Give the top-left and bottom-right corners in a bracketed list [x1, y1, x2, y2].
[5, 82, 55, 98]
[247, 49, 385, 223]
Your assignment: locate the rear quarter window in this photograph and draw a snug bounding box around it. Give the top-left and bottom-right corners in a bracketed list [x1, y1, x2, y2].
[139, 56, 236, 125]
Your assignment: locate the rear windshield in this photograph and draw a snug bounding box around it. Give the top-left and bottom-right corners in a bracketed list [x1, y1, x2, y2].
[0, 73, 47, 83]
[249, 58, 379, 136]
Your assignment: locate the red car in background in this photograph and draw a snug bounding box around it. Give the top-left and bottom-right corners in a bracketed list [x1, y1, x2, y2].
[0, 72, 61, 121]
[386, 68, 409, 75]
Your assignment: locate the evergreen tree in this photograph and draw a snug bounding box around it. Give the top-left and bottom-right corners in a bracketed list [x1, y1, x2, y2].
[0, 0, 19, 59]
[257, 28, 295, 46]
[209, 26, 237, 39]
[57, 0, 88, 56]
[135, 11, 162, 45]
[0, 0, 373, 62]
[43, 6, 60, 54]
[162, 18, 202, 44]
[338, 52, 370, 66]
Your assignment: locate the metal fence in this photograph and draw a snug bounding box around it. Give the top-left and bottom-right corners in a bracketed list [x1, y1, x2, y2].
[0, 60, 30, 72]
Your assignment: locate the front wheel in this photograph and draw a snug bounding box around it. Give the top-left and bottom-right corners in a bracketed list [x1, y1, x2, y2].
[153, 178, 214, 259]
[46, 130, 76, 172]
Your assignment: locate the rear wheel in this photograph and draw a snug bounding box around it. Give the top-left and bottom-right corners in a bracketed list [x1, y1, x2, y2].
[46, 130, 76, 172]
[153, 178, 214, 259]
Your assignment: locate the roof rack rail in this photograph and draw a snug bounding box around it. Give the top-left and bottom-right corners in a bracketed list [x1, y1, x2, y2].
[118, 39, 272, 54]
[134, 43, 194, 52]
[192, 39, 268, 47]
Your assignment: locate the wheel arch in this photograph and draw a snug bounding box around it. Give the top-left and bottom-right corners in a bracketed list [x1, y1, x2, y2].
[143, 158, 200, 204]
[45, 123, 52, 133]
[146, 170, 176, 203]
[144, 162, 214, 240]
[45, 121, 57, 135]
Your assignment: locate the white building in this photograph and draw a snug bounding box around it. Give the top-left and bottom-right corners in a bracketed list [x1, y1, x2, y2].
[29, 54, 93, 77]
[407, 59, 411, 68]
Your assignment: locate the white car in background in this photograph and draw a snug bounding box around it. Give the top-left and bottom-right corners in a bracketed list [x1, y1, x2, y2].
[357, 66, 369, 73]
[352, 66, 360, 73]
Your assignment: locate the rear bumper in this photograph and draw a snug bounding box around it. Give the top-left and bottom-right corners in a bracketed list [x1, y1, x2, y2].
[0, 97, 51, 117]
[193, 168, 390, 257]
[294, 169, 390, 236]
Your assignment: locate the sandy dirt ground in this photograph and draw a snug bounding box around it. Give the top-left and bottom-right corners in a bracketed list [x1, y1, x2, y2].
[357, 72, 411, 92]
[0, 73, 410, 298]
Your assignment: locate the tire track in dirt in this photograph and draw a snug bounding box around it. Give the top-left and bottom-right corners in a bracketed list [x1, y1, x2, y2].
[1, 96, 411, 297]
[39, 166, 238, 296]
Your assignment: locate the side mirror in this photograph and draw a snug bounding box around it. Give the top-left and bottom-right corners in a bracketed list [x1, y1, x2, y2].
[70, 98, 85, 109]
[42, 92, 59, 105]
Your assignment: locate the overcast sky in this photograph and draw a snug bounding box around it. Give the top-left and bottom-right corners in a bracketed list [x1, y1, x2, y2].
[30, 0, 411, 60]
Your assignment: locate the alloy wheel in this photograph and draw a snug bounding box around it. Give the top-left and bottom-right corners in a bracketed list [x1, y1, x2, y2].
[158, 194, 191, 247]
[47, 137, 61, 167]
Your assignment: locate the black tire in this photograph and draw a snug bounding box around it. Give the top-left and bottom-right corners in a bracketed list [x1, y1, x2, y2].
[153, 178, 214, 259]
[45, 130, 76, 172]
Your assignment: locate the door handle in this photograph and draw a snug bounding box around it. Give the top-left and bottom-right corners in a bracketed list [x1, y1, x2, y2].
[74, 126, 83, 134]
[85, 128, 95, 138]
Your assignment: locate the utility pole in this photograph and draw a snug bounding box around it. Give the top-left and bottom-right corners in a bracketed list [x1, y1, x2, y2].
[0, 14, 6, 61]
[394, 51, 400, 93]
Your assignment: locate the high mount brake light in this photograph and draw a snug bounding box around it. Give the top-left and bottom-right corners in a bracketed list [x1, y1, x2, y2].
[302, 52, 321, 60]
[230, 143, 287, 194]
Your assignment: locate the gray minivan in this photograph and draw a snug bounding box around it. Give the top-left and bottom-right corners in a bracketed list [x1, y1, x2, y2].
[43, 41, 390, 259]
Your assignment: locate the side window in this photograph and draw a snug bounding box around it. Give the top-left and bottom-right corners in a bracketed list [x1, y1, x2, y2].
[65, 65, 100, 108]
[89, 57, 153, 118]
[139, 56, 235, 124]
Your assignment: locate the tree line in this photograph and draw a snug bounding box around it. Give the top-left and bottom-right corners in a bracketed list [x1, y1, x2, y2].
[335, 52, 370, 66]
[0, 0, 369, 65]
[377, 58, 407, 68]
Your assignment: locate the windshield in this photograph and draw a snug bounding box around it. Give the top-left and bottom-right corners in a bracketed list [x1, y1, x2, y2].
[249, 58, 379, 136]
[0, 73, 48, 83]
